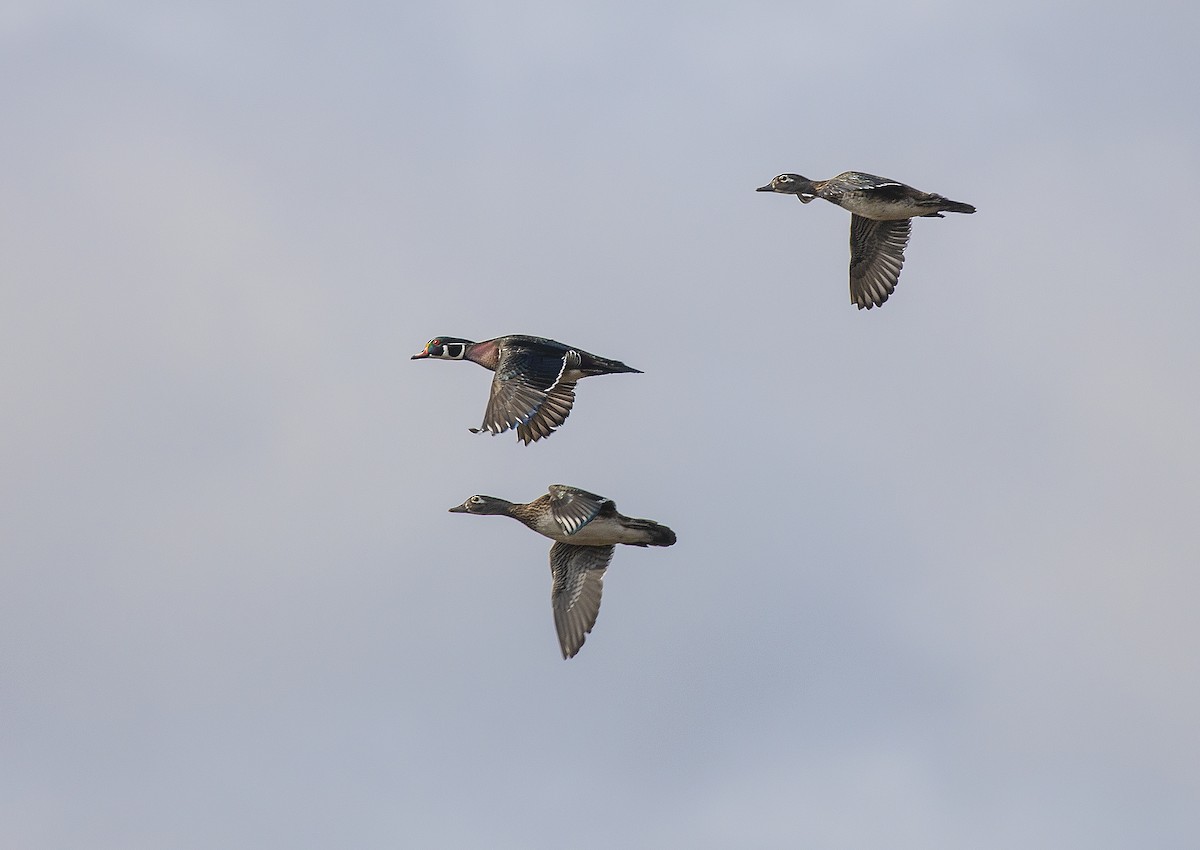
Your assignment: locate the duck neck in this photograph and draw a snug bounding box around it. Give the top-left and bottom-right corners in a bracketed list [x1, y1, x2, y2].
[795, 178, 821, 203]
[507, 498, 548, 531]
[465, 339, 500, 370]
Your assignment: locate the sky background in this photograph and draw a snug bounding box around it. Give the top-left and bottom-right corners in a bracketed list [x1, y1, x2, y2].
[3, 2, 1199, 847]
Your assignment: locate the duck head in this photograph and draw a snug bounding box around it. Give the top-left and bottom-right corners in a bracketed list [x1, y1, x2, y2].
[448, 495, 513, 515]
[756, 173, 817, 203]
[411, 337, 475, 360]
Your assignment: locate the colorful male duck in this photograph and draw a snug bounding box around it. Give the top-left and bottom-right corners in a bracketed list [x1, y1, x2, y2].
[449, 484, 676, 659]
[757, 171, 975, 309]
[412, 335, 640, 444]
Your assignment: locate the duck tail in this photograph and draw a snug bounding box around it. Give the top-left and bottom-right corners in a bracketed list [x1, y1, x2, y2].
[939, 198, 976, 214]
[576, 348, 641, 375]
[588, 354, 642, 375]
[626, 518, 677, 547]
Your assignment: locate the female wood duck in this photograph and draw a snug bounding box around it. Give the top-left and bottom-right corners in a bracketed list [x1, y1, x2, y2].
[411, 335, 640, 444]
[449, 484, 676, 659]
[756, 171, 975, 310]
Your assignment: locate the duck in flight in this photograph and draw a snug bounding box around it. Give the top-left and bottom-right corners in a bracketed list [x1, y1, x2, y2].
[449, 484, 677, 659]
[412, 335, 640, 444]
[757, 171, 975, 309]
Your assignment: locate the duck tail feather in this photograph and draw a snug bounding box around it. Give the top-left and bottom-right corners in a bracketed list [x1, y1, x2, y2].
[625, 518, 677, 547]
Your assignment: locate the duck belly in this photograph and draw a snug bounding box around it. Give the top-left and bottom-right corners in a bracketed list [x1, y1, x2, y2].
[534, 515, 647, 546]
[838, 195, 922, 220]
[570, 520, 640, 545]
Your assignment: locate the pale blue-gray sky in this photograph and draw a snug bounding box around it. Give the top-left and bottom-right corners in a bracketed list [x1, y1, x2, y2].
[2, 2, 1198, 848]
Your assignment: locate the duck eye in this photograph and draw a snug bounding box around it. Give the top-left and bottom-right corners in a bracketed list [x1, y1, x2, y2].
[470, 496, 483, 504]
[778, 175, 791, 183]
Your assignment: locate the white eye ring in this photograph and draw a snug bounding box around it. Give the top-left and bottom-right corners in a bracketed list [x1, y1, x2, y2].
[471, 495, 484, 504]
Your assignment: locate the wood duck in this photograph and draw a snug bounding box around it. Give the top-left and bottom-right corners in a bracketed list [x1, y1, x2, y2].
[411, 335, 640, 444]
[449, 484, 676, 659]
[757, 171, 975, 309]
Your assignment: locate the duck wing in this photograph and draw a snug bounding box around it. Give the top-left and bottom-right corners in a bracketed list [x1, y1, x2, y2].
[474, 345, 579, 438]
[837, 171, 908, 193]
[549, 542, 615, 659]
[547, 484, 610, 535]
[849, 214, 911, 310]
[515, 376, 577, 445]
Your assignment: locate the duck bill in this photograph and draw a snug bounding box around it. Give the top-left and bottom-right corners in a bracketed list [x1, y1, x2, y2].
[755, 184, 776, 192]
[447, 502, 470, 513]
[410, 349, 429, 360]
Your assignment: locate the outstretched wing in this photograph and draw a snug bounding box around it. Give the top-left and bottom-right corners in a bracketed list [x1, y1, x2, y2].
[547, 484, 610, 535]
[849, 215, 911, 310]
[550, 542, 615, 659]
[473, 345, 568, 436]
[515, 377, 577, 445]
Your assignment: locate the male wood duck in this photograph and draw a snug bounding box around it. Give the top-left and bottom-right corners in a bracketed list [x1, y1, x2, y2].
[411, 335, 640, 444]
[756, 171, 975, 309]
[449, 484, 677, 659]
